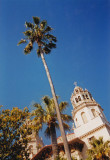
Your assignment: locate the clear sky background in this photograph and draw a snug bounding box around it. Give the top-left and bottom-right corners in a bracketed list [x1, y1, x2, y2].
[0, 0, 110, 145]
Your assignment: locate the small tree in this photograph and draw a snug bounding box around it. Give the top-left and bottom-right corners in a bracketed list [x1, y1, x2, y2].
[32, 96, 73, 159]
[0, 107, 32, 160]
[86, 137, 110, 160]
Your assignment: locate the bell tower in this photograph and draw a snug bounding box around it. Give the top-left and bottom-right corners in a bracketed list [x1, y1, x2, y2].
[26, 120, 44, 159]
[71, 86, 110, 141]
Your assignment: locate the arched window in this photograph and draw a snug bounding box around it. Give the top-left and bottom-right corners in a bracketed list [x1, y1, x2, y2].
[91, 109, 97, 117]
[75, 98, 78, 103]
[29, 145, 33, 154]
[86, 94, 89, 99]
[81, 112, 88, 124]
[82, 94, 86, 99]
[75, 89, 79, 93]
[89, 93, 92, 100]
[78, 96, 81, 101]
[75, 118, 79, 127]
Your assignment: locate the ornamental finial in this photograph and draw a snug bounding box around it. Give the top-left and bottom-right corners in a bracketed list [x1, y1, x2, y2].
[74, 82, 77, 87]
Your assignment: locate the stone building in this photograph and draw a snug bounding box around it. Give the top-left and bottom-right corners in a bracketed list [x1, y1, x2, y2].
[28, 86, 110, 160]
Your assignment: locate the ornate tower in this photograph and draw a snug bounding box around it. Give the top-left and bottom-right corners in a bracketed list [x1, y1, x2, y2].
[71, 86, 110, 158]
[28, 131, 44, 159]
[26, 120, 44, 159]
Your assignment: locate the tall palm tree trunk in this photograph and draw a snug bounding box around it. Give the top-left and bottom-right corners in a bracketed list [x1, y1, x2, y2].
[40, 48, 72, 160]
[50, 123, 59, 159]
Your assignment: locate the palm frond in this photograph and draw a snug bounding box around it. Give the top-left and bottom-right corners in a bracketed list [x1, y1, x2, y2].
[33, 16, 40, 25]
[46, 42, 56, 49]
[62, 122, 71, 131]
[32, 103, 45, 118]
[37, 48, 41, 57]
[17, 39, 26, 46]
[44, 126, 51, 138]
[46, 34, 57, 42]
[54, 122, 59, 130]
[59, 102, 68, 112]
[25, 22, 34, 28]
[23, 30, 32, 37]
[42, 96, 51, 106]
[33, 103, 41, 108]
[24, 41, 33, 54]
[43, 47, 51, 54]
[44, 26, 53, 33]
[40, 20, 47, 29]
[61, 114, 73, 122]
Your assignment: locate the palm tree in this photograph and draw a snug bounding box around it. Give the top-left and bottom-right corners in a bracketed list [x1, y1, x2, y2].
[31, 96, 73, 159]
[18, 16, 72, 160]
[86, 137, 110, 160]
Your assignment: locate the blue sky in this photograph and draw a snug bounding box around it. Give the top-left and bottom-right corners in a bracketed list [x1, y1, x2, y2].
[0, 0, 110, 145]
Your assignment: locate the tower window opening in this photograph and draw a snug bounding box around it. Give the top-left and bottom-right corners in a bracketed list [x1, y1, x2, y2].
[75, 98, 78, 103]
[75, 118, 79, 127]
[29, 145, 33, 154]
[81, 112, 88, 124]
[86, 94, 89, 99]
[75, 89, 79, 93]
[82, 94, 86, 99]
[91, 109, 97, 118]
[78, 96, 81, 101]
[89, 93, 92, 100]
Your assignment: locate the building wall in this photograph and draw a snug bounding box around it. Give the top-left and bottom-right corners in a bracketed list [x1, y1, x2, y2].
[75, 115, 105, 136]
[71, 86, 110, 160]
[30, 86, 110, 160]
[80, 126, 110, 159]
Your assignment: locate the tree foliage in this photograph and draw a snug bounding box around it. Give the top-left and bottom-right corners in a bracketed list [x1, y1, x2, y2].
[0, 107, 32, 160]
[31, 96, 73, 159]
[18, 16, 57, 56]
[32, 96, 72, 136]
[55, 156, 77, 160]
[86, 137, 110, 160]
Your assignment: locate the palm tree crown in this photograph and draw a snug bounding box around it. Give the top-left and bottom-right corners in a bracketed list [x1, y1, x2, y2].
[32, 96, 73, 159]
[18, 16, 57, 56]
[86, 137, 110, 160]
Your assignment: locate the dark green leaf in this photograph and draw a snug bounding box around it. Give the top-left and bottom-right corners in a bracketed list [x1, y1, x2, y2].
[37, 48, 41, 57]
[46, 34, 57, 42]
[23, 30, 32, 36]
[44, 127, 51, 138]
[33, 17, 40, 25]
[43, 47, 51, 54]
[25, 22, 34, 28]
[44, 26, 52, 32]
[40, 20, 47, 29]
[52, 37, 57, 42]
[24, 48, 30, 54]
[47, 42, 56, 49]
[24, 42, 33, 54]
[17, 39, 26, 46]
[42, 96, 51, 106]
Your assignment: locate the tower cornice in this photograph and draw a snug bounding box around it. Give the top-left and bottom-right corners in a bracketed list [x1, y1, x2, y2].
[79, 123, 110, 139]
[72, 101, 102, 118]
